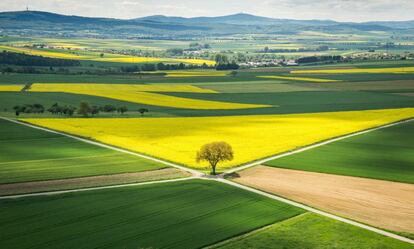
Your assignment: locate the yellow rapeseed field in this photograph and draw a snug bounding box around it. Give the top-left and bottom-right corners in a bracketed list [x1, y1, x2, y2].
[30, 83, 216, 93]
[0, 45, 87, 60]
[258, 75, 341, 83]
[164, 71, 228, 77]
[29, 83, 268, 109]
[0, 85, 24, 91]
[23, 108, 414, 169]
[0, 45, 216, 65]
[291, 67, 414, 74]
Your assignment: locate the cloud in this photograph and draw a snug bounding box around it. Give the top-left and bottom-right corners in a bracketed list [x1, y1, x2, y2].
[0, 0, 413, 21]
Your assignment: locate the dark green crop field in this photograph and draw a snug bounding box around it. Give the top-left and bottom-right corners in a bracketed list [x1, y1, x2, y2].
[2, 89, 414, 119]
[265, 120, 414, 183]
[0, 180, 304, 249]
[0, 119, 166, 183]
[0, 92, 172, 117]
[216, 213, 413, 249]
[168, 91, 414, 115]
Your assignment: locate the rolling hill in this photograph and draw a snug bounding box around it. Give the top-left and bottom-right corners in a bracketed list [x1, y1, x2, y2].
[0, 11, 413, 38]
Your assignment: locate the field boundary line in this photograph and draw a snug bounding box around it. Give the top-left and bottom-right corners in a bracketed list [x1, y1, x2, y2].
[0, 176, 196, 200]
[204, 213, 309, 249]
[2, 116, 413, 244]
[215, 178, 414, 244]
[225, 117, 414, 174]
[0, 117, 203, 177]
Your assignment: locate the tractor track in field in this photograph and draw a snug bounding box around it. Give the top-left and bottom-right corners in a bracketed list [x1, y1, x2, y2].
[1, 116, 413, 245]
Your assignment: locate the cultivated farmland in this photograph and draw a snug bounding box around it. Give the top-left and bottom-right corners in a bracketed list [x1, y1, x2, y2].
[216, 213, 413, 249]
[232, 166, 414, 234]
[1, 11, 414, 248]
[29, 83, 269, 110]
[0, 85, 23, 91]
[0, 119, 175, 185]
[23, 108, 414, 169]
[0, 180, 303, 249]
[265, 120, 414, 183]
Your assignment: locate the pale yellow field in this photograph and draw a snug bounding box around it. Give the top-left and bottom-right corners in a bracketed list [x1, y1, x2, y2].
[23, 108, 414, 169]
[292, 67, 414, 74]
[29, 83, 267, 109]
[0, 45, 216, 65]
[0, 45, 86, 60]
[0, 85, 24, 91]
[30, 83, 216, 93]
[164, 71, 228, 77]
[258, 75, 341, 83]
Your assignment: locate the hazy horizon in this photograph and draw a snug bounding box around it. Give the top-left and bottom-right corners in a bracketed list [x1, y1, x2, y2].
[1, 0, 413, 22]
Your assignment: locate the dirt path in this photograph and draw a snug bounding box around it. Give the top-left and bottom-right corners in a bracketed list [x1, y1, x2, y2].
[1, 116, 413, 244]
[0, 168, 190, 197]
[233, 166, 414, 234]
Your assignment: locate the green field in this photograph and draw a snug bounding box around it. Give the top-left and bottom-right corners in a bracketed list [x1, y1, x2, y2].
[0, 92, 172, 118]
[265, 120, 414, 183]
[1, 89, 414, 118]
[0, 119, 167, 183]
[0, 180, 303, 249]
[168, 91, 414, 116]
[216, 213, 413, 249]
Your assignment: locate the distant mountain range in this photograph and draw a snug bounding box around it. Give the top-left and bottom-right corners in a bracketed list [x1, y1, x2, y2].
[1, 11, 413, 39]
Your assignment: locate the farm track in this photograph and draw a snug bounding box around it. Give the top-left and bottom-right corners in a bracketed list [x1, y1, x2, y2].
[0, 176, 196, 200]
[0, 168, 190, 196]
[1, 116, 413, 245]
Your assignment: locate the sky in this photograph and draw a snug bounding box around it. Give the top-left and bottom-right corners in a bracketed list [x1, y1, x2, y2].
[1, 0, 413, 22]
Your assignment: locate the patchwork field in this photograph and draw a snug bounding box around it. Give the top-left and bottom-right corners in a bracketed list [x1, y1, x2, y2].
[216, 213, 413, 249]
[233, 166, 414, 234]
[258, 75, 341, 83]
[266, 120, 414, 183]
[23, 108, 414, 169]
[1, 14, 414, 249]
[291, 66, 414, 74]
[0, 119, 170, 184]
[0, 45, 216, 65]
[29, 83, 269, 110]
[0, 180, 304, 249]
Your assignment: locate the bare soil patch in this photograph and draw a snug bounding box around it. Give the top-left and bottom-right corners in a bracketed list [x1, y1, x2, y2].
[233, 165, 414, 234]
[0, 168, 190, 196]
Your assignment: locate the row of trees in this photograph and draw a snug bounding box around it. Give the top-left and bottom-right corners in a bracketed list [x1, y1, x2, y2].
[13, 102, 150, 117]
[120, 62, 213, 73]
[297, 55, 343, 64]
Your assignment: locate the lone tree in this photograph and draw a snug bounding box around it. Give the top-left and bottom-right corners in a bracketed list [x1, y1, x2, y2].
[78, 101, 92, 117]
[196, 141, 234, 175]
[117, 106, 128, 114]
[138, 108, 149, 117]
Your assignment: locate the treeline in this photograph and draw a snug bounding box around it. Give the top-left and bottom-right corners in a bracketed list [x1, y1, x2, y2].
[120, 62, 213, 73]
[13, 102, 150, 117]
[297, 55, 343, 64]
[214, 53, 240, 71]
[258, 46, 329, 53]
[0, 51, 80, 67]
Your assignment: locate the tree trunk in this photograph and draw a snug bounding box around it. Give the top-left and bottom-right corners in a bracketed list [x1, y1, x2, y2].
[211, 163, 217, 175]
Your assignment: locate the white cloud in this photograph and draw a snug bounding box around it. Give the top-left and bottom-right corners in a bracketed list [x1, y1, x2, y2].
[0, 0, 413, 21]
